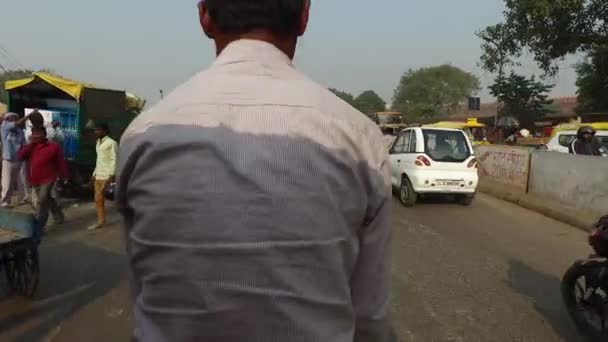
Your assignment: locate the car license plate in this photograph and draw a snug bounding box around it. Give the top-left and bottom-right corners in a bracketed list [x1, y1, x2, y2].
[437, 181, 461, 186]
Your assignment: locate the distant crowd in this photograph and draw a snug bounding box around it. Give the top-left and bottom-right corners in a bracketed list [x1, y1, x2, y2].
[0, 110, 117, 232]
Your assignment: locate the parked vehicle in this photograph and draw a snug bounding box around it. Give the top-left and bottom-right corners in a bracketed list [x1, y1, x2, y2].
[545, 130, 608, 155]
[425, 118, 489, 146]
[562, 215, 608, 342]
[4, 72, 144, 194]
[388, 127, 478, 206]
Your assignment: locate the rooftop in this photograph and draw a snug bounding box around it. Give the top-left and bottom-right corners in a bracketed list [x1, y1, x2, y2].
[448, 97, 582, 120]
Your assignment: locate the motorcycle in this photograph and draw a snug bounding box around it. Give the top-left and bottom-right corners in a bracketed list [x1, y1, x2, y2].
[562, 216, 608, 341]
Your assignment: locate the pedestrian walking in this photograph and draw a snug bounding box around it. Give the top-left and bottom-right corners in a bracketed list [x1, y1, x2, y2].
[116, 1, 393, 341]
[17, 127, 67, 229]
[1, 112, 30, 207]
[89, 123, 117, 230]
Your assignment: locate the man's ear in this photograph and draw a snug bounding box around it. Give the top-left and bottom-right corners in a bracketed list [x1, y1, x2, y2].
[199, 5, 214, 38]
[298, 0, 311, 36]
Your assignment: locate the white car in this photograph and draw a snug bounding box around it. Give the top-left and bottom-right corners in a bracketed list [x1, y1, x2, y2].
[546, 130, 608, 154]
[389, 127, 479, 206]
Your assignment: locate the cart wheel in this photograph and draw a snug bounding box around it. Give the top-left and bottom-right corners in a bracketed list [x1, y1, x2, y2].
[4, 251, 17, 291]
[4, 248, 39, 298]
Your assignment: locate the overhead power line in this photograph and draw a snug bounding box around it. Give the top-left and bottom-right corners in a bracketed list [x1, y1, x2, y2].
[0, 44, 24, 70]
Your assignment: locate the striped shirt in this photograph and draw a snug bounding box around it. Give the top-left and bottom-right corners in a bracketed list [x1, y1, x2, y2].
[117, 39, 392, 342]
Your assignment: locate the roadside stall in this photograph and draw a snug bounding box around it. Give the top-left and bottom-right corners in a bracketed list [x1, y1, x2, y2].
[4, 72, 144, 191]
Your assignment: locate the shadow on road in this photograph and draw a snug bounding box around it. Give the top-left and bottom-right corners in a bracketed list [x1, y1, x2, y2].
[506, 260, 585, 342]
[0, 238, 127, 341]
[408, 194, 464, 206]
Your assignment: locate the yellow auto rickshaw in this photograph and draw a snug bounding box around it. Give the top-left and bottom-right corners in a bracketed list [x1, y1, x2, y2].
[425, 118, 490, 145]
[548, 122, 608, 139]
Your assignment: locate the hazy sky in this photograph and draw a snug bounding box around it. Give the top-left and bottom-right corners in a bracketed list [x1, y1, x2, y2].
[0, 0, 579, 106]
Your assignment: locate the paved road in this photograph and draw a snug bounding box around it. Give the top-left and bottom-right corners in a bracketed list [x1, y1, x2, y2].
[391, 193, 589, 342]
[0, 194, 592, 341]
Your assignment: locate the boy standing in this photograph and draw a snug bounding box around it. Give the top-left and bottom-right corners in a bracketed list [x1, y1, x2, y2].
[90, 123, 117, 230]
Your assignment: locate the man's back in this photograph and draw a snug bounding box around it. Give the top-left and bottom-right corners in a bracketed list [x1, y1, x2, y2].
[118, 40, 391, 342]
[570, 138, 600, 156]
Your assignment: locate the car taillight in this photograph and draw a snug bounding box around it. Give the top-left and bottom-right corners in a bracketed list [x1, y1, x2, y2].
[467, 158, 478, 168]
[416, 155, 431, 167]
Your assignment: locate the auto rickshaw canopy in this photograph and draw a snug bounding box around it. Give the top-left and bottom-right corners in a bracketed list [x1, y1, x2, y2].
[5, 72, 145, 113]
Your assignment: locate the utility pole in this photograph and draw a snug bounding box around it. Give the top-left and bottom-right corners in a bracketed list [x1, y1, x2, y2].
[495, 63, 503, 128]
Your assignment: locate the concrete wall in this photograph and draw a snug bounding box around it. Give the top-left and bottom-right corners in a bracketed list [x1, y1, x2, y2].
[528, 152, 608, 215]
[476, 145, 531, 193]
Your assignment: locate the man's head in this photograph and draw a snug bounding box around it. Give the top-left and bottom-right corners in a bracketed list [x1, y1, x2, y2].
[198, 0, 310, 59]
[578, 126, 596, 142]
[31, 126, 47, 144]
[94, 123, 110, 139]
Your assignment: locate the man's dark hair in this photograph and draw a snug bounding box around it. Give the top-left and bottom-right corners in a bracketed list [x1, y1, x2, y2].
[31, 126, 47, 136]
[204, 0, 306, 35]
[95, 123, 110, 133]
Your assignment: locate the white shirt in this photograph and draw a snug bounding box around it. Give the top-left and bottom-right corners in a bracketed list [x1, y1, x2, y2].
[93, 136, 118, 180]
[117, 39, 392, 342]
[47, 126, 65, 145]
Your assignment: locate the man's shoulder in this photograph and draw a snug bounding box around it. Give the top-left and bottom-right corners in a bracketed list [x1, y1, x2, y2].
[121, 67, 383, 146]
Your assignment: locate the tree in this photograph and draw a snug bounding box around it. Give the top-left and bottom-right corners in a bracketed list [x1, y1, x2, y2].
[329, 88, 356, 107]
[489, 72, 554, 126]
[477, 23, 520, 74]
[354, 90, 386, 114]
[479, 0, 608, 75]
[576, 46, 608, 114]
[392, 65, 480, 119]
[0, 69, 35, 103]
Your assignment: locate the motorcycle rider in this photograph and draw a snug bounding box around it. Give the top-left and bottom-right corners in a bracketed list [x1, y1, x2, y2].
[569, 126, 601, 156]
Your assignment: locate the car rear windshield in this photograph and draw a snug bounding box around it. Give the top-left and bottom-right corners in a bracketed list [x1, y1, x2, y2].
[558, 134, 576, 147]
[422, 129, 471, 162]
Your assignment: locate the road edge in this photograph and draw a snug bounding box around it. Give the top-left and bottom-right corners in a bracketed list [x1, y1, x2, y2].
[478, 180, 600, 232]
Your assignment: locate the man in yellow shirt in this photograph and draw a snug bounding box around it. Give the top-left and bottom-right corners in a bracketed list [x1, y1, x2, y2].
[90, 123, 117, 230]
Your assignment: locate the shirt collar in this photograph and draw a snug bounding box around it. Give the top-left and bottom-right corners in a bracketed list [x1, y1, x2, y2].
[212, 39, 294, 68]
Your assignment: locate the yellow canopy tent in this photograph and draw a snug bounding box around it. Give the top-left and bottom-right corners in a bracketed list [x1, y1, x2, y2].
[5, 72, 145, 113]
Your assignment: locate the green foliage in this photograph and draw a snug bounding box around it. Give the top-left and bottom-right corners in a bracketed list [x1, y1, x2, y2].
[392, 65, 480, 119]
[329, 88, 356, 107]
[477, 23, 520, 74]
[489, 72, 554, 126]
[480, 0, 608, 75]
[354, 90, 386, 114]
[0, 69, 36, 103]
[576, 46, 608, 114]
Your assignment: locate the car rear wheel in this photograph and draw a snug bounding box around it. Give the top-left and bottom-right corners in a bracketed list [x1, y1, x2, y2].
[399, 176, 417, 207]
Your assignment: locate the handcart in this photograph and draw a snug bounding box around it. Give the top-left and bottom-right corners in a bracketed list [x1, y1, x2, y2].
[0, 210, 40, 298]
